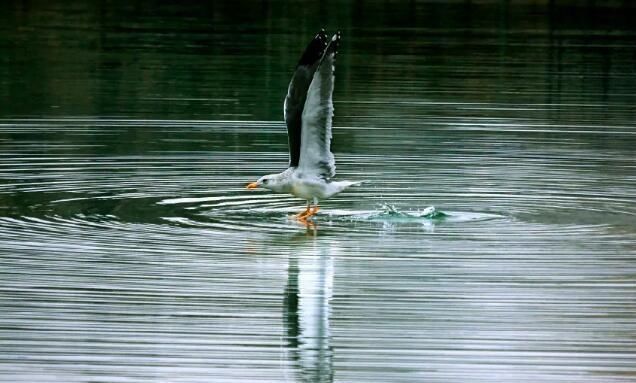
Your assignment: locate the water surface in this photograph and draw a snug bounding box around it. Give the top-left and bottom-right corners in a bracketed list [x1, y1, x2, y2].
[1, 1, 636, 382]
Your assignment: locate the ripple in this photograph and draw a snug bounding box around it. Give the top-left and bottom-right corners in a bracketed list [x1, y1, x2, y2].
[1, 117, 636, 383]
[1, 116, 634, 239]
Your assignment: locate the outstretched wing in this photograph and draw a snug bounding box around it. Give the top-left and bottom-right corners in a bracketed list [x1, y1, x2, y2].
[298, 32, 340, 179]
[284, 30, 327, 168]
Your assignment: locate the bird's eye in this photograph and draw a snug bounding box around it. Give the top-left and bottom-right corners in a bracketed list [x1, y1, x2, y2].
[263, 179, 269, 184]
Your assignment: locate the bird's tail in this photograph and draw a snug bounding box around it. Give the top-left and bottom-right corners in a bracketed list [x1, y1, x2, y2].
[338, 180, 365, 190]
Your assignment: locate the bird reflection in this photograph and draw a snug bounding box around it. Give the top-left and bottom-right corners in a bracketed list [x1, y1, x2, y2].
[283, 238, 334, 382]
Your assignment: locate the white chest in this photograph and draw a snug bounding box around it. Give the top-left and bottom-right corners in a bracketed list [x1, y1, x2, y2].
[290, 176, 332, 200]
[291, 182, 318, 200]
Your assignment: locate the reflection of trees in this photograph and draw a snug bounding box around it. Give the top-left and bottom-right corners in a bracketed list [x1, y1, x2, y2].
[2, 1, 634, 124]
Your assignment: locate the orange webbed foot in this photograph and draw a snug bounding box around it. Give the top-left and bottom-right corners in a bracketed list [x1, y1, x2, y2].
[303, 205, 320, 219]
[294, 207, 311, 220]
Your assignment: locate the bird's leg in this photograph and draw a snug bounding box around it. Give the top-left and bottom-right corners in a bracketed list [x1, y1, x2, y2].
[303, 198, 320, 219]
[302, 205, 318, 220]
[299, 207, 318, 222]
[295, 201, 312, 219]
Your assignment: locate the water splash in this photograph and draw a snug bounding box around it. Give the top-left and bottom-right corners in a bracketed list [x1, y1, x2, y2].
[353, 203, 446, 222]
[332, 203, 505, 225]
[373, 203, 447, 219]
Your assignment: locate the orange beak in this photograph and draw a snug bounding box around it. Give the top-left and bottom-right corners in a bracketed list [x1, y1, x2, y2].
[246, 182, 259, 190]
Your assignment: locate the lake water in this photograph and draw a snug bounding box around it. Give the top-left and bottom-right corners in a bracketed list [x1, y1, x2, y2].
[1, 1, 636, 382]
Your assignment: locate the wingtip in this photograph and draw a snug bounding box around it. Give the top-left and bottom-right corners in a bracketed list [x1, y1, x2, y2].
[325, 31, 341, 56]
[298, 30, 329, 66]
[316, 28, 327, 41]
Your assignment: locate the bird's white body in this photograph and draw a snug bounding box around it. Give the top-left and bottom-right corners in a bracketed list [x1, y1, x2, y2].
[255, 169, 359, 203]
[291, 175, 358, 201]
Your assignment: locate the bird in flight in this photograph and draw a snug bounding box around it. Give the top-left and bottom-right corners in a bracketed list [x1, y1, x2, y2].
[246, 30, 360, 223]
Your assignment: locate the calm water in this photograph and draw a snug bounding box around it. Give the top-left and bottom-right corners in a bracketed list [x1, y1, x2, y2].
[1, 1, 636, 382]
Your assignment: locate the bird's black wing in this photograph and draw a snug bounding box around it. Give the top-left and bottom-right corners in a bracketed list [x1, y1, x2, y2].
[298, 32, 340, 179]
[284, 30, 328, 168]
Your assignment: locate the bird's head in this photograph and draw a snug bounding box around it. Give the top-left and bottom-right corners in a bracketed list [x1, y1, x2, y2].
[246, 174, 278, 191]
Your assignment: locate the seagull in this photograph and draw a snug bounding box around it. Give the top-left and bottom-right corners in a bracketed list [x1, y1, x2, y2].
[246, 30, 360, 222]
